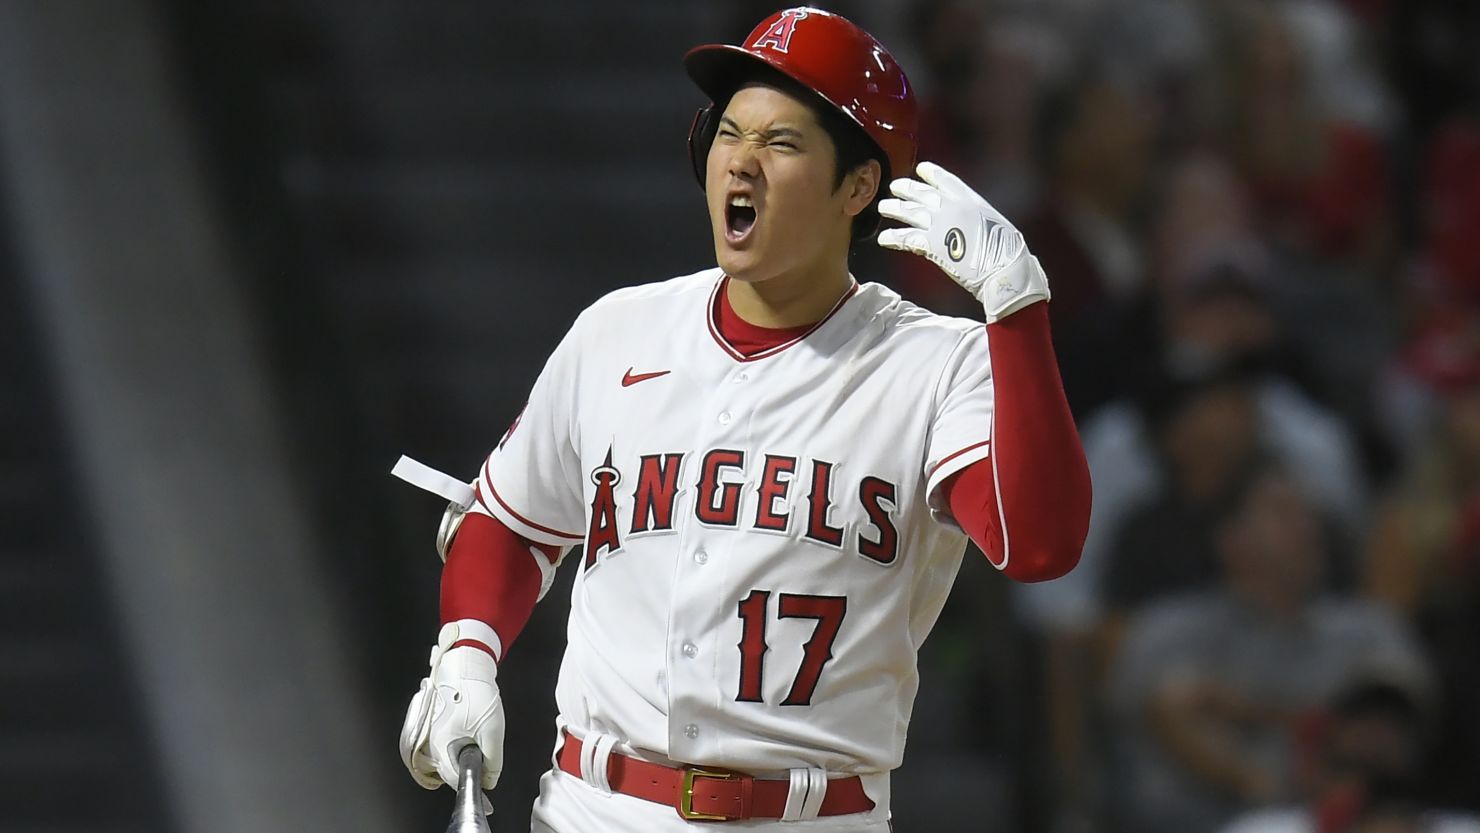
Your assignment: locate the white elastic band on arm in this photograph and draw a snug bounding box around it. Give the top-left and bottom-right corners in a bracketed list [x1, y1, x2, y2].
[444, 618, 504, 664]
[391, 455, 475, 509]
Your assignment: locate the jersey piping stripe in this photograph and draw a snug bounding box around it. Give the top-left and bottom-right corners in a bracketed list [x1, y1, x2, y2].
[472, 483, 496, 515]
[483, 481, 584, 542]
[986, 417, 1010, 572]
[925, 439, 991, 479]
[480, 461, 584, 542]
[706, 276, 859, 363]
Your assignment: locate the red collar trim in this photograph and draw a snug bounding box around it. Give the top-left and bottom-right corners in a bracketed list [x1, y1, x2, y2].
[706, 275, 859, 363]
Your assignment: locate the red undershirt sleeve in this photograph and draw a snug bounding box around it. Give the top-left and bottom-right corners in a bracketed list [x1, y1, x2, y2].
[440, 511, 560, 661]
[942, 303, 1091, 582]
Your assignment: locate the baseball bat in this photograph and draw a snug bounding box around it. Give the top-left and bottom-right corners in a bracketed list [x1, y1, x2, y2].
[445, 739, 492, 833]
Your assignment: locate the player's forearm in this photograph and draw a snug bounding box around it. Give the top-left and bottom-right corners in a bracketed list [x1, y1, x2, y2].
[440, 511, 551, 660]
[948, 303, 1090, 581]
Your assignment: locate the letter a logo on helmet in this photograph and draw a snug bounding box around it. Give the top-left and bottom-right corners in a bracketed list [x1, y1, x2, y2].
[750, 8, 807, 53]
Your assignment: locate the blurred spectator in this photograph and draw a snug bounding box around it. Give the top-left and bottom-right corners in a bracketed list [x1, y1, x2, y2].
[1277, 0, 1396, 133]
[1070, 152, 1293, 414]
[1378, 121, 1480, 456]
[1344, 801, 1480, 833]
[1156, 254, 1324, 404]
[906, 0, 986, 173]
[959, 15, 1067, 216]
[1139, 151, 1392, 438]
[1018, 306, 1366, 639]
[1219, 678, 1480, 833]
[904, 0, 975, 75]
[1091, 223, 1364, 613]
[1382, 306, 1480, 462]
[1100, 363, 1264, 617]
[1148, 154, 1260, 297]
[1007, 69, 1156, 417]
[1018, 350, 1364, 828]
[1107, 461, 1429, 833]
[1417, 121, 1480, 307]
[1365, 380, 1480, 809]
[1018, 71, 1153, 328]
[1226, 783, 1480, 833]
[1218, 2, 1394, 267]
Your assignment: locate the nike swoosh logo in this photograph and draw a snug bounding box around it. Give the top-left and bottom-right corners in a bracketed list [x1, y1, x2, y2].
[622, 368, 671, 387]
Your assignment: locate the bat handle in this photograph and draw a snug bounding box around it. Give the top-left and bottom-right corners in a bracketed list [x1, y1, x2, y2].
[446, 739, 491, 833]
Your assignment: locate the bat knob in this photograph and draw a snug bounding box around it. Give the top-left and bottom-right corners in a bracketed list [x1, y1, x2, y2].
[445, 740, 492, 833]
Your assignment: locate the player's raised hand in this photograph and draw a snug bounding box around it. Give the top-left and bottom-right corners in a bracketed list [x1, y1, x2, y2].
[399, 620, 505, 799]
[877, 161, 1050, 322]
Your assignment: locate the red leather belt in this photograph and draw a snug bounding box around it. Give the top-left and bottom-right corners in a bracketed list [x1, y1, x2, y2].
[556, 729, 875, 822]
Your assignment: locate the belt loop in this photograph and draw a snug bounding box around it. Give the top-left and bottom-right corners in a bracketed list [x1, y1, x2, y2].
[782, 769, 807, 821]
[801, 767, 828, 818]
[782, 767, 829, 820]
[580, 732, 618, 794]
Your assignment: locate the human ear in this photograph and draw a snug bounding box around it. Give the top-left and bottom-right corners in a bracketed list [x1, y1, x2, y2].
[843, 159, 882, 218]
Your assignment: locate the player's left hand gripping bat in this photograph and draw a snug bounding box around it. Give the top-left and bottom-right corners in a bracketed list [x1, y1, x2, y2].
[445, 739, 492, 833]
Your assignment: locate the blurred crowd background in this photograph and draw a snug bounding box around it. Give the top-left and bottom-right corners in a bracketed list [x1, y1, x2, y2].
[1, 1, 1477, 832]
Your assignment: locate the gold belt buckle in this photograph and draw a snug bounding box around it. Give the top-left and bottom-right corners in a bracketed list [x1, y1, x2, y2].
[680, 768, 740, 821]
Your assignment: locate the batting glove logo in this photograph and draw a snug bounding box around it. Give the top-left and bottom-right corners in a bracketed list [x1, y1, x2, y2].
[944, 228, 966, 262]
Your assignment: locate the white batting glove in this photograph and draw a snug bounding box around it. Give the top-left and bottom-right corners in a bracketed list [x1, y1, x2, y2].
[398, 620, 505, 797]
[878, 161, 1050, 323]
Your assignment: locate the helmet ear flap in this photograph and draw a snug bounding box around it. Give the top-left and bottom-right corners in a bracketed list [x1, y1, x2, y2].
[688, 105, 719, 189]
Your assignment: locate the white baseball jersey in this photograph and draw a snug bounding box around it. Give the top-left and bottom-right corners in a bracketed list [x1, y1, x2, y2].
[474, 267, 995, 776]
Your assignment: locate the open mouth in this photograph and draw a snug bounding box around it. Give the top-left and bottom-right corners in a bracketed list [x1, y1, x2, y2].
[724, 194, 758, 244]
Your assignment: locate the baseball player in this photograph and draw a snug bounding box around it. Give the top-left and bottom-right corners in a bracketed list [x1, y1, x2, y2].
[397, 7, 1091, 831]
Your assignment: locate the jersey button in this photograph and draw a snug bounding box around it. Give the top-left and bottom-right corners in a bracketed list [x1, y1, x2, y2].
[693, 550, 708, 565]
[681, 641, 698, 659]
[717, 410, 732, 425]
[683, 723, 700, 739]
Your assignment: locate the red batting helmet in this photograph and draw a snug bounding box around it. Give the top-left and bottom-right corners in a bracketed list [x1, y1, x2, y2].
[684, 7, 919, 188]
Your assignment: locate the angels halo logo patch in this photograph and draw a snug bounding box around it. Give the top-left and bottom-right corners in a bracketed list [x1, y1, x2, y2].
[944, 228, 966, 262]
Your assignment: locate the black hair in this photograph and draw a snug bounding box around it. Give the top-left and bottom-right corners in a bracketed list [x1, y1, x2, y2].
[1329, 678, 1425, 732]
[1208, 454, 1293, 533]
[1137, 352, 1263, 436]
[1332, 680, 1420, 727]
[816, 99, 887, 241]
[1182, 260, 1271, 307]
